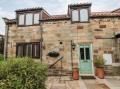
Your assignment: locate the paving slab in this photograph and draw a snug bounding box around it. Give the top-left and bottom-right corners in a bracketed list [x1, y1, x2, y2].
[106, 77, 120, 89]
[83, 79, 110, 89]
[46, 76, 112, 89]
[46, 76, 87, 89]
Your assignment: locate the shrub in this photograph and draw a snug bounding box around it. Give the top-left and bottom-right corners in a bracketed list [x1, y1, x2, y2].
[0, 58, 47, 89]
[0, 54, 4, 61]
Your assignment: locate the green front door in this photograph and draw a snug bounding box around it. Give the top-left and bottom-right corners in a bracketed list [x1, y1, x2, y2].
[79, 44, 93, 75]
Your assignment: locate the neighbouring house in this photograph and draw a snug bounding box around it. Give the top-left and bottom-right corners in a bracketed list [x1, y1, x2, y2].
[0, 34, 4, 54]
[3, 3, 120, 76]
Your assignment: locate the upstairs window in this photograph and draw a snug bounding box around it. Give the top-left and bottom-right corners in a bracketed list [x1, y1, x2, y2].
[26, 13, 33, 25]
[34, 13, 39, 24]
[71, 8, 89, 22]
[18, 13, 40, 26]
[80, 9, 89, 22]
[18, 14, 24, 25]
[72, 10, 79, 21]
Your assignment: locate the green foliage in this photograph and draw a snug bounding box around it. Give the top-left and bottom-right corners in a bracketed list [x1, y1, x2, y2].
[0, 58, 47, 89]
[94, 56, 105, 68]
[0, 54, 4, 61]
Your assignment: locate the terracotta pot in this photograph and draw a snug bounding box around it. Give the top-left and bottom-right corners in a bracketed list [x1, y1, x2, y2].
[96, 67, 105, 79]
[73, 68, 79, 80]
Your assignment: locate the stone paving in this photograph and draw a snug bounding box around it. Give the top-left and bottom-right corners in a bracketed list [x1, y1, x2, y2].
[106, 77, 120, 89]
[83, 79, 110, 89]
[46, 76, 111, 89]
[46, 76, 81, 89]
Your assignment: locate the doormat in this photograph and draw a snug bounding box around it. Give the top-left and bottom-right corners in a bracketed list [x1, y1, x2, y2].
[81, 76, 96, 79]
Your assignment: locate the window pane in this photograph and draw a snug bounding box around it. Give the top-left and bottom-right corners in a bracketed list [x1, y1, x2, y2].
[34, 13, 39, 24]
[17, 44, 24, 57]
[80, 9, 89, 22]
[26, 13, 33, 25]
[25, 44, 32, 57]
[80, 48, 84, 60]
[85, 48, 90, 60]
[72, 10, 79, 21]
[32, 43, 40, 58]
[18, 14, 24, 25]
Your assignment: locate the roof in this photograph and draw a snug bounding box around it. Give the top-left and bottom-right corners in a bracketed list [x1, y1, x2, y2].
[3, 18, 16, 24]
[69, 3, 91, 7]
[91, 12, 120, 17]
[4, 4, 120, 23]
[41, 15, 70, 21]
[5, 12, 120, 23]
[112, 8, 120, 13]
[16, 7, 43, 12]
[0, 34, 4, 37]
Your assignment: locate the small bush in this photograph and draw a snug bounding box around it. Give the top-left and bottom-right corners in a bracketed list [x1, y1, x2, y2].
[0, 58, 47, 89]
[0, 54, 4, 61]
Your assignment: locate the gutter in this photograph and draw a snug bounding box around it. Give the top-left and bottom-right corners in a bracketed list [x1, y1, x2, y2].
[3, 18, 9, 61]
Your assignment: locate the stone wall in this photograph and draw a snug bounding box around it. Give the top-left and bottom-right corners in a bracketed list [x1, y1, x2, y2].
[7, 17, 120, 72]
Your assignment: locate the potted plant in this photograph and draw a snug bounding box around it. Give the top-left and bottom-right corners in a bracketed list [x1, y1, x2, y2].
[47, 51, 60, 58]
[94, 56, 105, 79]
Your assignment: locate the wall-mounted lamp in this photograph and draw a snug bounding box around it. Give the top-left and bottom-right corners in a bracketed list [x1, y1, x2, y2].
[72, 43, 76, 50]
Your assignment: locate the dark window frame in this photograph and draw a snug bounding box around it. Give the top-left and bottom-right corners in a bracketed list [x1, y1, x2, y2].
[17, 11, 41, 27]
[16, 42, 40, 59]
[71, 7, 90, 23]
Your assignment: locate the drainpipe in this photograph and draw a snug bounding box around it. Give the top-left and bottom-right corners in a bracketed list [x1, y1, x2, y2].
[39, 19, 43, 62]
[71, 40, 73, 77]
[3, 18, 9, 61]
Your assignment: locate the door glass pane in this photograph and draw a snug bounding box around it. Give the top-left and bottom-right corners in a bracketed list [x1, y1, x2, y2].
[85, 47, 90, 60]
[80, 48, 84, 60]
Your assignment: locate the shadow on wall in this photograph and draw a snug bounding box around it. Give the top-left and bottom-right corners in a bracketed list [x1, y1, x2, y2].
[0, 35, 4, 54]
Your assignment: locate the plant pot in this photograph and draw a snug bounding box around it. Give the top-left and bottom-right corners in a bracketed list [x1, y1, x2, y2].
[73, 68, 79, 80]
[96, 67, 105, 79]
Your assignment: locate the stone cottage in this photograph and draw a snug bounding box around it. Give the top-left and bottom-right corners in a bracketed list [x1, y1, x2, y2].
[3, 3, 120, 76]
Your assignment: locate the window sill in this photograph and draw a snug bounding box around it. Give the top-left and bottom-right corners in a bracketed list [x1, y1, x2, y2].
[71, 20, 90, 24]
[17, 24, 40, 27]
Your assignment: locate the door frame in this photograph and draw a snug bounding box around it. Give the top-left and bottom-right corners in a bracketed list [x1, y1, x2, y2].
[77, 43, 95, 76]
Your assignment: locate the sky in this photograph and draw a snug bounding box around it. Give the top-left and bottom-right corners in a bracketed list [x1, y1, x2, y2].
[0, 0, 120, 35]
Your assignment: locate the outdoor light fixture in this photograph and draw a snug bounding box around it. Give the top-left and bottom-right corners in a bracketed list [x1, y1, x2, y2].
[72, 43, 76, 50]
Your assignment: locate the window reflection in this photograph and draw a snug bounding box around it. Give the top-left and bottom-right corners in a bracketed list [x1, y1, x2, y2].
[72, 10, 79, 21]
[26, 13, 33, 25]
[80, 9, 89, 22]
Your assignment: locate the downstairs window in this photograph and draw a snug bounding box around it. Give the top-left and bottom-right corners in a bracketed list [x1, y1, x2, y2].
[16, 42, 40, 58]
